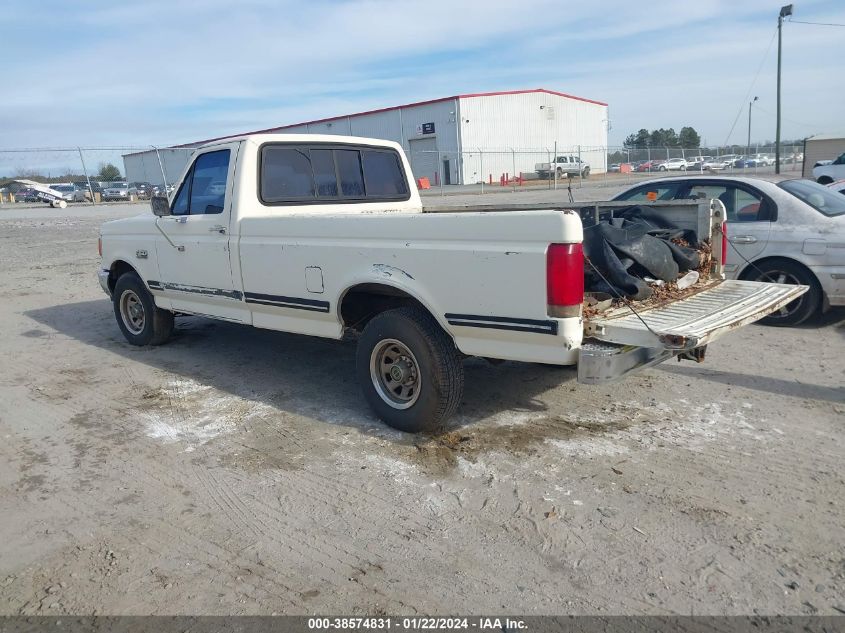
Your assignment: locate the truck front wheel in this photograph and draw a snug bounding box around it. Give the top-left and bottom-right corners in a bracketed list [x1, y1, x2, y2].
[113, 272, 174, 346]
[356, 307, 463, 433]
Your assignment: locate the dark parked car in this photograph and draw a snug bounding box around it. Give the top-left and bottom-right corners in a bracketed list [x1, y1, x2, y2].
[131, 182, 154, 199]
[14, 188, 40, 202]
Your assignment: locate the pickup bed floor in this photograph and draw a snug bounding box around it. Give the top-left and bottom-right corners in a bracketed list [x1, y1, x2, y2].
[584, 279, 808, 349]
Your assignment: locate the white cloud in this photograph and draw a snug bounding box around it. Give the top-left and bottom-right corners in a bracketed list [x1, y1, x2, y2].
[1, 0, 843, 149]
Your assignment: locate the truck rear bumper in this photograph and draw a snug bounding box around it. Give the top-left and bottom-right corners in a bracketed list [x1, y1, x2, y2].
[577, 339, 683, 384]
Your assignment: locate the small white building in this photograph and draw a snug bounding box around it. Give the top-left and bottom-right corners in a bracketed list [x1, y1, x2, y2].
[123, 88, 609, 186]
[802, 134, 845, 178]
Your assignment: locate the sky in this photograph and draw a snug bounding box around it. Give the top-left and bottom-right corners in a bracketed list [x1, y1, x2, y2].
[1, 0, 844, 166]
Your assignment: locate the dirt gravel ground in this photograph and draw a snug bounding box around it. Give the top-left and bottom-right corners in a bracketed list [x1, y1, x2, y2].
[0, 194, 843, 616]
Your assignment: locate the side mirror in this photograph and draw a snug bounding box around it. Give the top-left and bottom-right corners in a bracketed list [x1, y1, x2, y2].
[151, 195, 171, 216]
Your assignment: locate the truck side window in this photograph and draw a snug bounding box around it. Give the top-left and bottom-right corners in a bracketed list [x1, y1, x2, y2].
[189, 150, 230, 214]
[261, 148, 315, 201]
[171, 174, 191, 215]
[362, 150, 408, 196]
[171, 150, 231, 215]
[260, 144, 411, 204]
[311, 149, 338, 197]
[336, 150, 365, 197]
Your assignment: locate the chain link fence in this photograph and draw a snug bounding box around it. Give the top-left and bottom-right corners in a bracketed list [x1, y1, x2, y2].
[0, 145, 189, 204]
[406, 144, 806, 195]
[0, 142, 807, 204]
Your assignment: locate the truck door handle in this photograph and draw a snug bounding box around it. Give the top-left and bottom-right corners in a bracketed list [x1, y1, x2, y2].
[729, 235, 757, 244]
[208, 225, 227, 234]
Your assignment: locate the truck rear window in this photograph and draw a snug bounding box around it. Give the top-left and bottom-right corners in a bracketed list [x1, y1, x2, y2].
[260, 144, 410, 204]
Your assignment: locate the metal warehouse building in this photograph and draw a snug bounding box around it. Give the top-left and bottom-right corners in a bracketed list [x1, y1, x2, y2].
[123, 88, 609, 187]
[802, 133, 845, 178]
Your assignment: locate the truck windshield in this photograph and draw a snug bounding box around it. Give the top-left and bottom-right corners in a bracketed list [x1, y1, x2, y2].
[778, 179, 845, 217]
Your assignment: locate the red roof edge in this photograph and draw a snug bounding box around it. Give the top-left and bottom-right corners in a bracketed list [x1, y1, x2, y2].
[167, 88, 607, 148]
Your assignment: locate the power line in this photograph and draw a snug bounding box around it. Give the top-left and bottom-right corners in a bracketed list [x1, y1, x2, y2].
[788, 18, 845, 27]
[722, 27, 778, 147]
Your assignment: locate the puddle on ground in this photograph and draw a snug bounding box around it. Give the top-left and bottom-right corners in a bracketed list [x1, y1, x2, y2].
[408, 414, 644, 476]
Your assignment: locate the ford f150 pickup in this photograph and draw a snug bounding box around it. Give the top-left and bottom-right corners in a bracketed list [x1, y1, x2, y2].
[97, 134, 807, 432]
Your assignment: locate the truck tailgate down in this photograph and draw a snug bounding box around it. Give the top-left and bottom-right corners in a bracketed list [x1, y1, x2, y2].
[584, 279, 808, 350]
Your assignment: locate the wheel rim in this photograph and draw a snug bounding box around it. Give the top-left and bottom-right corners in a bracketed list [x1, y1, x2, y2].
[119, 289, 146, 334]
[369, 338, 422, 410]
[756, 269, 804, 319]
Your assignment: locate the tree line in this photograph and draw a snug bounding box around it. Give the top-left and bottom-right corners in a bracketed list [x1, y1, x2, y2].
[624, 127, 702, 148]
[2, 162, 123, 182]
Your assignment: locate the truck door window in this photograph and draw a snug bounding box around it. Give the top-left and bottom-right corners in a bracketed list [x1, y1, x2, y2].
[189, 150, 230, 214]
[336, 149, 365, 197]
[170, 149, 231, 215]
[171, 174, 191, 215]
[362, 150, 408, 196]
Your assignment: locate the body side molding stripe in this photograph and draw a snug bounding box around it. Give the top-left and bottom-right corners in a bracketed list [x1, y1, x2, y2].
[444, 313, 558, 335]
[146, 280, 242, 299]
[244, 292, 331, 313]
[147, 280, 330, 313]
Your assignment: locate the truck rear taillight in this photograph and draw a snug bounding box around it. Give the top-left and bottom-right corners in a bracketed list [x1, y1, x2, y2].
[547, 243, 584, 318]
[721, 221, 727, 266]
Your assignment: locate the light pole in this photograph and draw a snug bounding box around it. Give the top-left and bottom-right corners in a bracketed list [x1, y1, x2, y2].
[747, 96, 758, 157]
[776, 4, 793, 174]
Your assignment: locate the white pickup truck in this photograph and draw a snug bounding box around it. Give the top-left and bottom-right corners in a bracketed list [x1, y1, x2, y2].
[535, 155, 590, 179]
[98, 134, 806, 432]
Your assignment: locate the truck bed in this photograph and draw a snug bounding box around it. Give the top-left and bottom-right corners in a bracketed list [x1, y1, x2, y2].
[584, 278, 807, 350]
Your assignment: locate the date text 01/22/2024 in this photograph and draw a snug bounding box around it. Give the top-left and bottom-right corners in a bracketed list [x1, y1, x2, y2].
[307, 617, 527, 630]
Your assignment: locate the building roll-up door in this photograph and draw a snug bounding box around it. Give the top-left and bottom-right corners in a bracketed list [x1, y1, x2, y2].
[408, 137, 438, 183]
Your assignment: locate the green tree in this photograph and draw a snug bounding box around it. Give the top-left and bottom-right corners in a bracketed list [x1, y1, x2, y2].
[649, 128, 678, 147]
[98, 162, 122, 181]
[678, 126, 701, 148]
[624, 128, 651, 148]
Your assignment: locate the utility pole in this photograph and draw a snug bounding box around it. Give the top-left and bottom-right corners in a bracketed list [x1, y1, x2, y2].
[747, 96, 758, 157]
[776, 4, 793, 174]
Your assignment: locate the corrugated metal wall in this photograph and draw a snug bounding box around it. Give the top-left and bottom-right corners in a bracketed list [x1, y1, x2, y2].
[458, 92, 608, 183]
[802, 138, 845, 178]
[280, 100, 460, 184]
[122, 91, 607, 188]
[123, 147, 197, 185]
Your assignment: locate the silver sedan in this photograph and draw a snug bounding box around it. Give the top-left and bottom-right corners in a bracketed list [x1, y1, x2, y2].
[612, 176, 845, 325]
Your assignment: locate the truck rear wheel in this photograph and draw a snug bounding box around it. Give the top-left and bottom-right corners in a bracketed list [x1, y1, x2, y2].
[356, 307, 463, 433]
[113, 272, 174, 345]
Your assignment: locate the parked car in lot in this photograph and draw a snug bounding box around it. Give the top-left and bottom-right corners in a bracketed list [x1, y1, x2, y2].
[744, 153, 775, 168]
[612, 176, 845, 325]
[813, 152, 845, 184]
[654, 158, 687, 171]
[13, 188, 40, 202]
[102, 182, 137, 201]
[151, 183, 175, 197]
[97, 134, 801, 431]
[826, 179, 845, 196]
[535, 155, 590, 179]
[636, 160, 660, 172]
[686, 156, 714, 171]
[608, 163, 621, 173]
[50, 184, 88, 202]
[131, 182, 154, 199]
[703, 157, 728, 170]
[73, 182, 97, 199]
